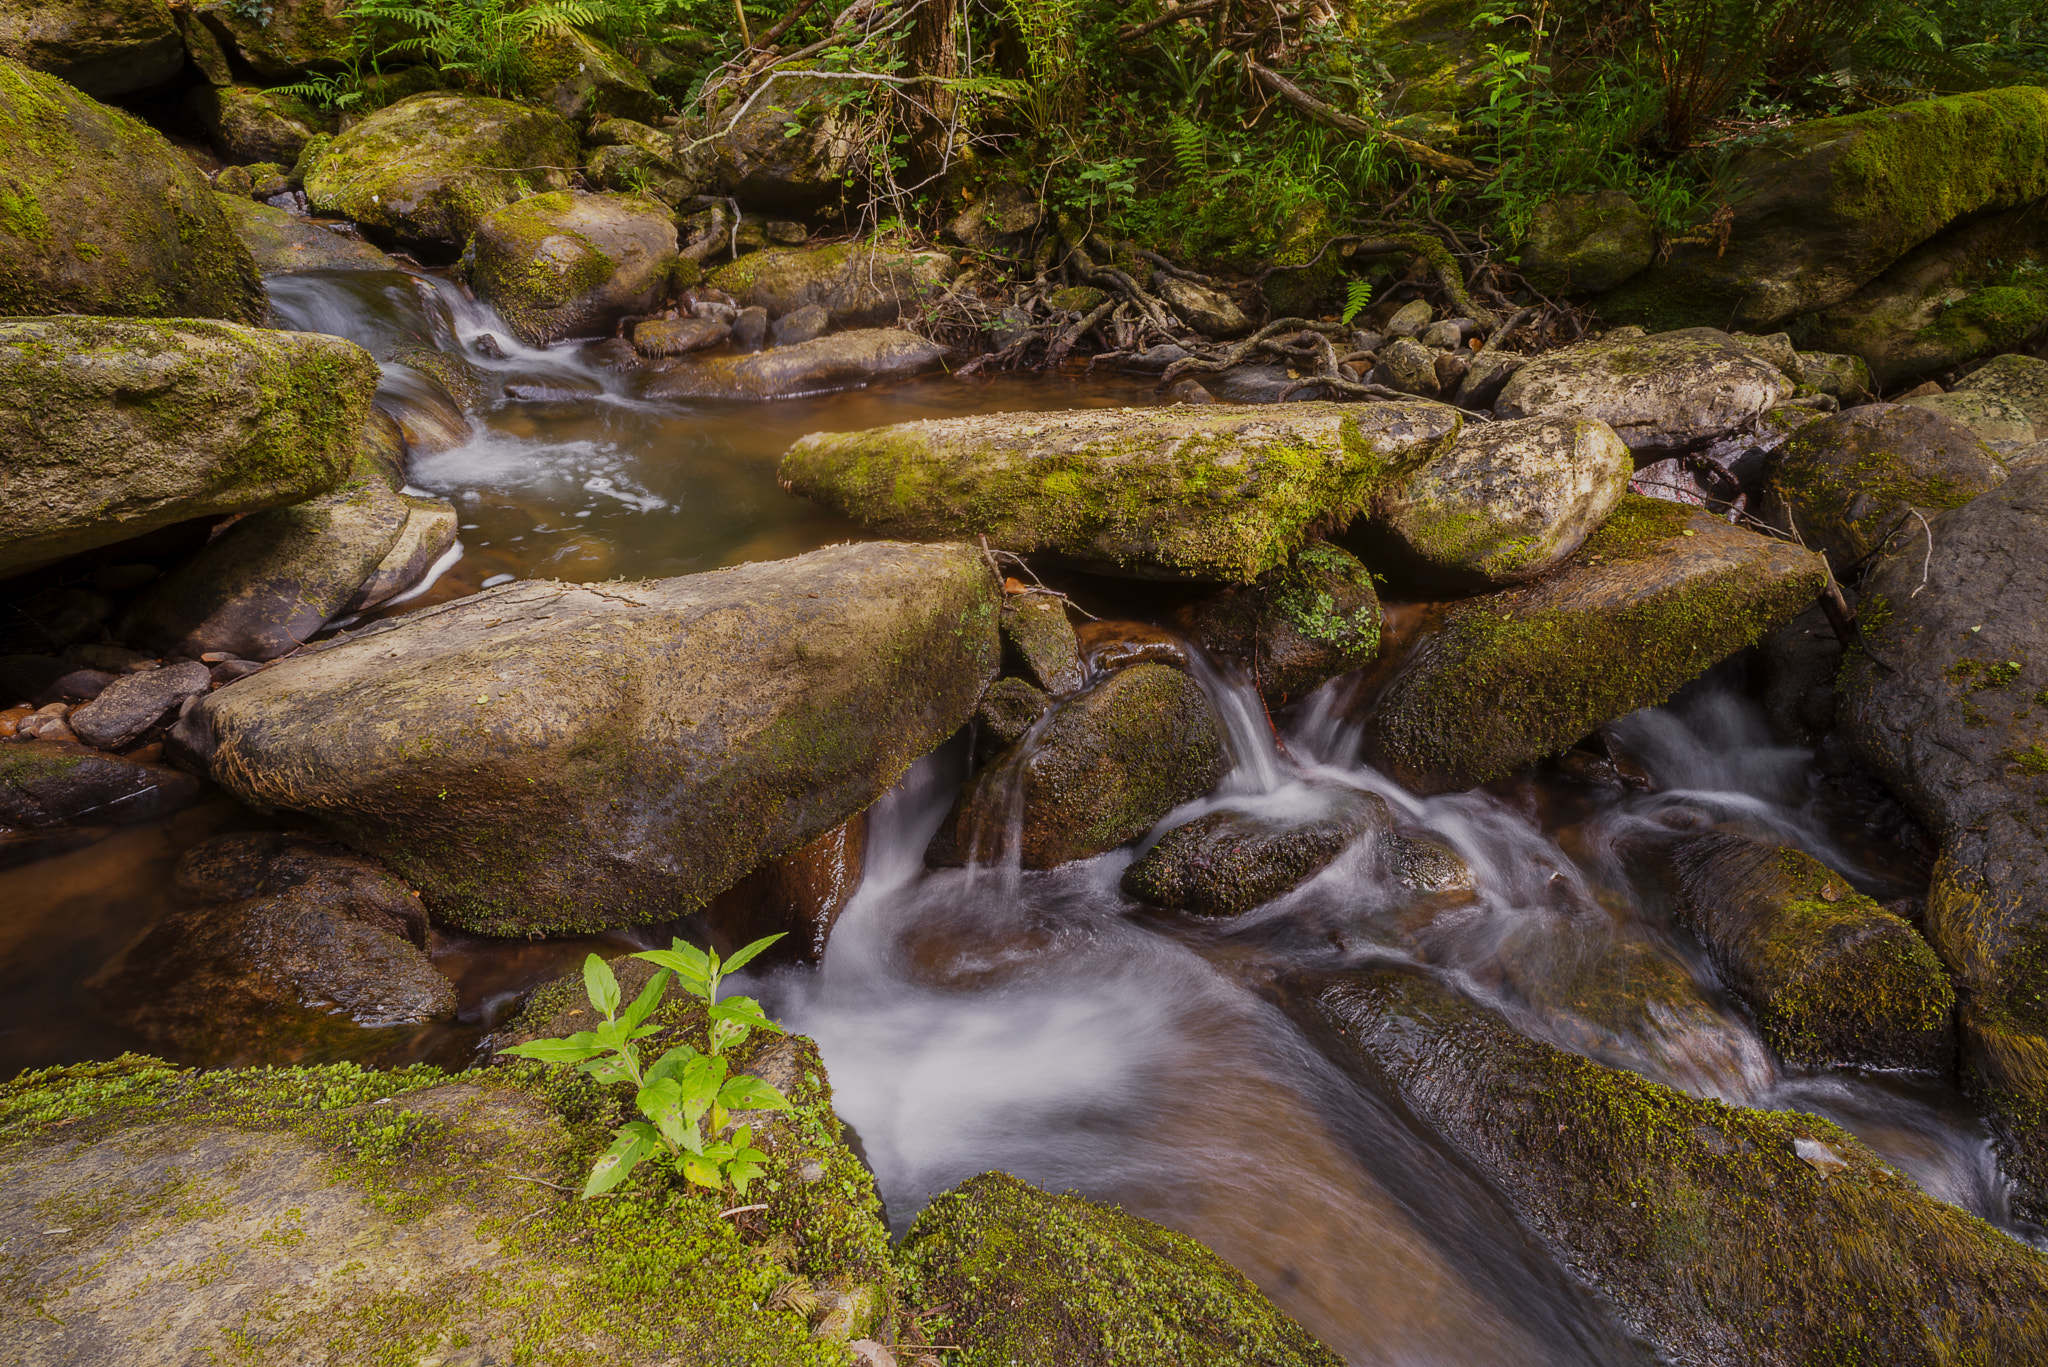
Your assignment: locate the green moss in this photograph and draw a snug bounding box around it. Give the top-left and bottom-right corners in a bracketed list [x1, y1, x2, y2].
[1918, 280, 2048, 355]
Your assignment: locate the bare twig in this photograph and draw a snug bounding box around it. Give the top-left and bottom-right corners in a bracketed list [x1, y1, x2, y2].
[1246, 60, 1492, 181]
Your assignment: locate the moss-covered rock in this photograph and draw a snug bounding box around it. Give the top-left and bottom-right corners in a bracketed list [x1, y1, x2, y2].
[643, 327, 949, 400]
[1900, 388, 2039, 448]
[191, 0, 353, 81]
[527, 25, 662, 124]
[0, 57, 263, 322]
[1000, 590, 1083, 694]
[0, 0, 182, 97]
[0, 316, 377, 579]
[1796, 349, 1875, 402]
[1306, 966, 2048, 1364]
[901, 1170, 1343, 1366]
[1519, 190, 1653, 295]
[0, 739, 204, 827]
[1602, 87, 2048, 332]
[305, 93, 578, 254]
[705, 243, 959, 328]
[1759, 403, 2005, 571]
[214, 191, 398, 272]
[589, 116, 715, 206]
[928, 662, 1226, 869]
[1494, 328, 1793, 454]
[1178, 540, 1383, 708]
[184, 82, 327, 166]
[1262, 199, 1343, 319]
[469, 189, 678, 345]
[1661, 829, 1955, 1071]
[700, 70, 865, 214]
[1123, 785, 1388, 917]
[179, 541, 1001, 935]
[1363, 499, 1826, 793]
[1956, 352, 2048, 432]
[780, 402, 1462, 584]
[976, 674, 1052, 745]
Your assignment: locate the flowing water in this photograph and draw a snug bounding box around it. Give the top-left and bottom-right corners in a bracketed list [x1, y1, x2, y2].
[5, 266, 2037, 1365]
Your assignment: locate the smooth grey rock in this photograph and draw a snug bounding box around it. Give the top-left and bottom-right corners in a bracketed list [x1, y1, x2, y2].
[642, 328, 947, 401]
[1495, 328, 1795, 453]
[68, 661, 211, 749]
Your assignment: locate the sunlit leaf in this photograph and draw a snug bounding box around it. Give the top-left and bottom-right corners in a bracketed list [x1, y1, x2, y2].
[583, 953, 622, 1019]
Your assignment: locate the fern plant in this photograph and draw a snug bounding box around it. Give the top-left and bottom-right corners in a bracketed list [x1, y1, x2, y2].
[1340, 279, 1373, 326]
[349, 0, 620, 99]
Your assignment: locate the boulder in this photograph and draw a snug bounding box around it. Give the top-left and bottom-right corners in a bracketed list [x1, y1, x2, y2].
[902, 1171, 1343, 1367]
[771, 302, 830, 347]
[1841, 465, 2048, 1216]
[68, 661, 211, 749]
[179, 541, 1001, 935]
[976, 675, 1052, 745]
[927, 663, 1225, 869]
[1901, 390, 2038, 449]
[305, 94, 577, 254]
[1155, 275, 1254, 337]
[1454, 348, 1525, 409]
[701, 70, 865, 213]
[1956, 353, 2048, 433]
[634, 316, 729, 357]
[190, 0, 352, 81]
[1375, 336, 1441, 398]
[1123, 785, 1389, 917]
[526, 26, 661, 124]
[214, 194, 398, 273]
[642, 327, 946, 401]
[1797, 350, 1875, 403]
[1364, 498, 1826, 793]
[1360, 415, 1633, 590]
[1307, 966, 2048, 1364]
[705, 244, 959, 328]
[1602, 87, 2048, 331]
[0, 57, 263, 322]
[185, 83, 324, 165]
[999, 592, 1083, 695]
[0, 0, 183, 97]
[1518, 189, 1654, 295]
[0, 317, 377, 579]
[0, 740, 204, 826]
[1660, 830, 1955, 1071]
[343, 496, 458, 612]
[469, 191, 679, 346]
[588, 117, 713, 206]
[1494, 329, 1794, 454]
[779, 401, 1463, 584]
[1177, 541, 1383, 709]
[1760, 404, 2005, 570]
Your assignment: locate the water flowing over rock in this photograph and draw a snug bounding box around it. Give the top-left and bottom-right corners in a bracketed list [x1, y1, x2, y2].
[1179, 541, 1382, 708]
[1493, 329, 1793, 454]
[642, 328, 949, 400]
[469, 191, 680, 346]
[705, 244, 959, 329]
[1364, 499, 1826, 793]
[0, 0, 183, 97]
[214, 194, 398, 273]
[1123, 786, 1389, 917]
[781, 402, 1462, 584]
[179, 541, 1001, 936]
[0, 57, 263, 322]
[0, 317, 378, 579]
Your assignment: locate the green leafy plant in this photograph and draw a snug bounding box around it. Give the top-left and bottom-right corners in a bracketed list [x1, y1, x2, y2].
[348, 0, 621, 98]
[1340, 278, 1373, 325]
[498, 934, 792, 1198]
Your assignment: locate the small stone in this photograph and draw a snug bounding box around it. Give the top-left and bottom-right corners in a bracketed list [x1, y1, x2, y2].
[1385, 299, 1433, 338]
[1165, 377, 1215, 404]
[1418, 320, 1465, 350]
[1076, 621, 1187, 673]
[976, 676, 1052, 746]
[1377, 337, 1442, 398]
[771, 303, 830, 348]
[632, 316, 729, 358]
[68, 660, 211, 749]
[730, 305, 769, 352]
[999, 594, 1083, 694]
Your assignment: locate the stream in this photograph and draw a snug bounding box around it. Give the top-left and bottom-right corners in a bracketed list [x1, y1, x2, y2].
[3, 267, 2036, 1366]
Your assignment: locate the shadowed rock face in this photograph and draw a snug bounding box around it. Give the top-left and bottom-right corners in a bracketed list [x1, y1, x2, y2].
[1180, 541, 1383, 710]
[0, 742, 204, 828]
[0, 0, 185, 97]
[179, 541, 1003, 936]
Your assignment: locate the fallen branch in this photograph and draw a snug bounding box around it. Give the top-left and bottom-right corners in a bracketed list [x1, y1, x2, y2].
[1248, 61, 1492, 182]
[1118, 0, 1226, 41]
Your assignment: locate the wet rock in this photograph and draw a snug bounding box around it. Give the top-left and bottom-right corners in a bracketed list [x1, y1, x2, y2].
[902, 1171, 1342, 1367]
[1494, 328, 1794, 454]
[730, 305, 768, 352]
[68, 661, 210, 749]
[706, 244, 959, 330]
[342, 496, 458, 613]
[0, 740, 204, 826]
[1000, 593, 1083, 694]
[771, 302, 830, 347]
[526, 26, 660, 124]
[1361, 415, 1633, 590]
[306, 93, 577, 254]
[1307, 966, 2048, 1365]
[384, 345, 486, 412]
[1900, 389, 2038, 449]
[702, 71, 865, 213]
[376, 360, 472, 456]
[1375, 337, 1442, 398]
[186, 83, 325, 166]
[1660, 829, 1955, 1071]
[705, 811, 866, 963]
[0, 316, 377, 578]
[1954, 353, 2048, 433]
[0, 0, 184, 97]
[214, 194, 397, 273]
[642, 328, 947, 401]
[470, 191, 679, 346]
[1179, 541, 1382, 709]
[1759, 404, 2005, 570]
[1518, 190, 1653, 295]
[927, 663, 1225, 870]
[780, 401, 1462, 584]
[976, 676, 1051, 746]
[1154, 275, 1253, 337]
[181, 541, 1000, 935]
[190, 0, 354, 82]
[0, 56, 264, 322]
[587, 117, 714, 207]
[633, 316, 729, 357]
[41, 668, 114, 703]
[1380, 828, 1475, 893]
[1364, 498, 1826, 793]
[1759, 603, 1841, 747]
[1124, 786, 1389, 917]
[1841, 465, 2048, 1217]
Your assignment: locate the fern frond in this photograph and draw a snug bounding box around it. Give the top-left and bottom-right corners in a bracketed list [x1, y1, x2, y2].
[1166, 114, 1206, 179]
[1340, 279, 1372, 326]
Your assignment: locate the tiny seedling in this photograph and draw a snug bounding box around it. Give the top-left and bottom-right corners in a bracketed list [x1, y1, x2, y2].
[499, 934, 792, 1198]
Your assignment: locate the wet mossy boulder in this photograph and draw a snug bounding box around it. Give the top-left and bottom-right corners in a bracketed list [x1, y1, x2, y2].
[185, 83, 327, 166]
[305, 93, 577, 254]
[469, 190, 679, 346]
[1363, 498, 1826, 793]
[526, 25, 662, 124]
[928, 663, 1227, 869]
[1956, 353, 2048, 433]
[976, 675, 1053, 745]
[0, 741, 204, 827]
[191, 0, 353, 82]
[0, 1053, 873, 1363]
[781, 402, 1462, 585]
[0, 58, 264, 322]
[1000, 591, 1083, 695]
[701, 71, 865, 214]
[0, 316, 377, 579]
[179, 541, 1001, 935]
[214, 193, 398, 273]
[1361, 415, 1633, 591]
[902, 1170, 1343, 1367]
[1603, 87, 2048, 332]
[1661, 830, 1955, 1071]
[0, 0, 183, 97]
[705, 244, 959, 329]
[1306, 966, 2048, 1365]
[588, 116, 714, 206]
[1178, 541, 1383, 708]
[1494, 329, 1793, 455]
[1518, 190, 1654, 296]
[1841, 465, 2048, 1218]
[642, 327, 948, 401]
[1759, 404, 2006, 571]
[1123, 785, 1389, 917]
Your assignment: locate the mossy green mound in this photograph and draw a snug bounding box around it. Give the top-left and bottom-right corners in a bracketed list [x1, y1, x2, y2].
[214, 193, 398, 273]
[0, 57, 263, 323]
[1179, 540, 1384, 707]
[185, 83, 327, 166]
[901, 1170, 1344, 1367]
[1518, 190, 1654, 296]
[469, 189, 679, 346]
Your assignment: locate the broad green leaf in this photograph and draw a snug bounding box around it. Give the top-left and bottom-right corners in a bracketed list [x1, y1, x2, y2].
[621, 967, 673, 1029]
[496, 1037, 606, 1064]
[583, 954, 622, 1019]
[720, 933, 786, 975]
[646, 1043, 700, 1084]
[584, 1124, 657, 1198]
[719, 1074, 791, 1112]
[681, 1153, 723, 1189]
[579, 1056, 638, 1088]
[707, 996, 778, 1031]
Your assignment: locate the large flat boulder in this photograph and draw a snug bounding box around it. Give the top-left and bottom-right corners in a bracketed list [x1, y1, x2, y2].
[0, 57, 264, 322]
[179, 541, 1001, 935]
[214, 193, 399, 273]
[1364, 498, 1826, 792]
[643, 328, 947, 401]
[781, 401, 1463, 584]
[0, 317, 378, 579]
[705, 244, 959, 328]
[470, 190, 679, 346]
[1493, 329, 1793, 455]
[0, 0, 183, 97]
